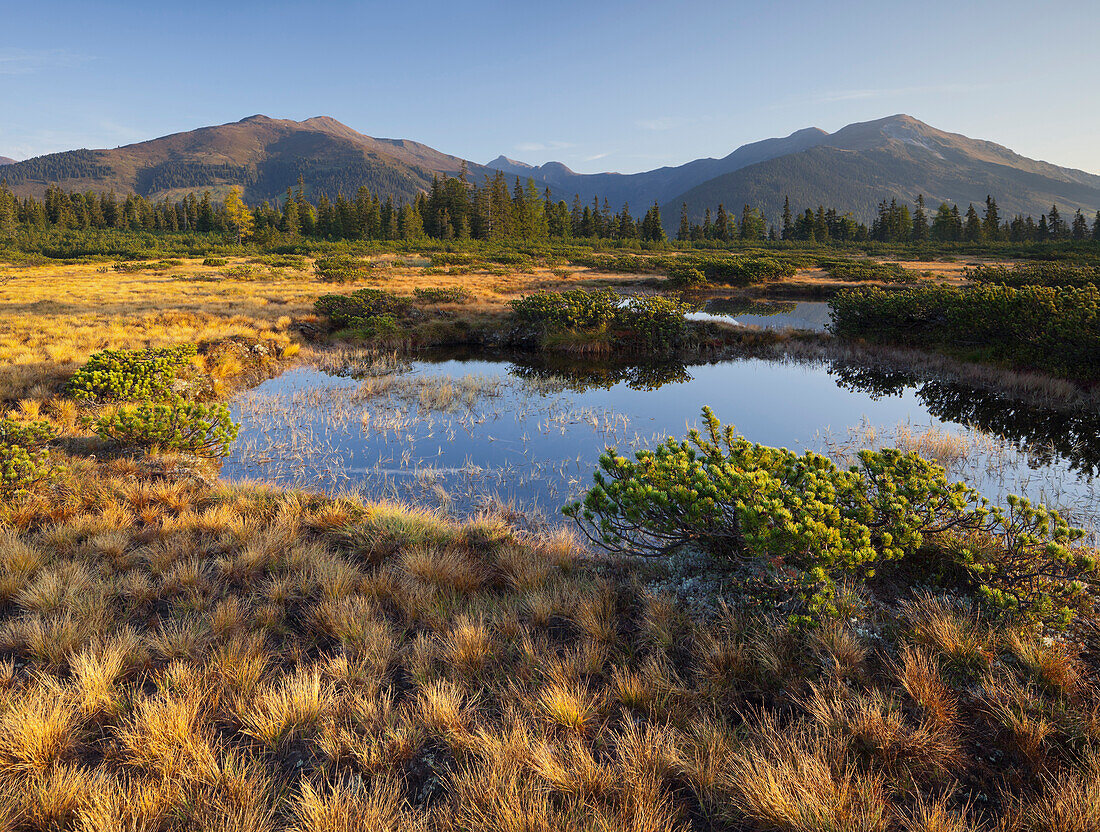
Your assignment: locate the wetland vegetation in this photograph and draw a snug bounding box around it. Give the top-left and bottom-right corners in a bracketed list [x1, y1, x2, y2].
[2, 220, 1100, 830]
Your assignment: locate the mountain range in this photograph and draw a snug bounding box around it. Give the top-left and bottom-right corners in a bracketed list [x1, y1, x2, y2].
[2, 113, 1098, 226]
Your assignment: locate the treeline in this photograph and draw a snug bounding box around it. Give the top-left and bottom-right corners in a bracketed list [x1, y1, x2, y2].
[679, 194, 1100, 245]
[0, 172, 669, 244]
[3, 174, 1100, 248]
[780, 195, 1100, 244]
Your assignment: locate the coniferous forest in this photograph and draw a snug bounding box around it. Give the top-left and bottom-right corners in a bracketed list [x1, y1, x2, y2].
[3, 171, 1099, 250]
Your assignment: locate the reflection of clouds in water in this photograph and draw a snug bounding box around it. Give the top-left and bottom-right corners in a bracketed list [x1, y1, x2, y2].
[224, 355, 1098, 532]
[687, 300, 831, 332]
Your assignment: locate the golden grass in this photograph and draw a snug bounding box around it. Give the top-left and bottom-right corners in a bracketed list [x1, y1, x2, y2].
[0, 252, 1096, 828]
[0, 254, 620, 403]
[0, 468, 1091, 826]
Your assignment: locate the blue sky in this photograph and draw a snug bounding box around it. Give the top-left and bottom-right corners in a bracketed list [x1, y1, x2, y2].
[3, 0, 1098, 174]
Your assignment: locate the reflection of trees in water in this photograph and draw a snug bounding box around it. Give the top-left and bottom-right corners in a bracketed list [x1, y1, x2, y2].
[703, 298, 798, 317]
[510, 357, 693, 393]
[831, 362, 1100, 478]
[830, 362, 917, 400]
[358, 346, 1099, 479]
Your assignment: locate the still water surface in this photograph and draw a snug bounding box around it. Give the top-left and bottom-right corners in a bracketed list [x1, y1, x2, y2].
[686, 299, 830, 331]
[224, 353, 1098, 528]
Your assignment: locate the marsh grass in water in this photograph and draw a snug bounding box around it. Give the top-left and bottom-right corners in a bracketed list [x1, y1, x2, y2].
[225, 352, 1100, 543]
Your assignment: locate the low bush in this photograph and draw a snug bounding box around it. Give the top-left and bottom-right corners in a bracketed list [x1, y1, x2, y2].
[966, 263, 1100, 288]
[819, 258, 911, 282]
[66, 345, 198, 402]
[512, 288, 621, 330]
[414, 286, 473, 304]
[829, 284, 1100, 379]
[619, 295, 694, 346]
[666, 264, 707, 288]
[565, 407, 1091, 625]
[513, 289, 693, 349]
[314, 255, 373, 281]
[667, 256, 797, 286]
[92, 398, 239, 457]
[569, 253, 656, 274]
[314, 289, 411, 329]
[0, 418, 57, 497]
[0, 418, 57, 450]
[202, 256, 228, 267]
[352, 314, 401, 339]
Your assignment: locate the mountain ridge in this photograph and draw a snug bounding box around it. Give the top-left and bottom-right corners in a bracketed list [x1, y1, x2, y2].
[1, 113, 1097, 224]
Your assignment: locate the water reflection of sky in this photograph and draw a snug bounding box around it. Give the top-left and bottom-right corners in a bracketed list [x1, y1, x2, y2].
[224, 355, 1098, 529]
[687, 300, 831, 331]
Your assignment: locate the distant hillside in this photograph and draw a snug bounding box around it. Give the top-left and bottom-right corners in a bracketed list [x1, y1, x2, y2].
[0, 115, 495, 203]
[483, 126, 830, 210]
[4, 113, 1099, 226]
[0, 157, 14, 166]
[662, 115, 1100, 226]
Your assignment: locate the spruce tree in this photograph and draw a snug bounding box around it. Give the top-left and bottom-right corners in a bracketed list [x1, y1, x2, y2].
[1071, 209, 1088, 240]
[911, 195, 929, 242]
[781, 196, 793, 240]
[1093, 211, 1100, 241]
[964, 204, 983, 242]
[678, 203, 690, 242]
[714, 204, 730, 242]
[982, 195, 1001, 241]
[1048, 205, 1066, 239]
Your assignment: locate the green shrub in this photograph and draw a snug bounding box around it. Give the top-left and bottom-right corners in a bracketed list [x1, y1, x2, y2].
[314, 289, 411, 329]
[512, 288, 622, 330]
[488, 251, 535, 267]
[565, 407, 1090, 624]
[314, 255, 373, 281]
[819, 258, 911, 282]
[414, 286, 473, 303]
[93, 398, 239, 457]
[0, 418, 57, 450]
[66, 345, 198, 402]
[829, 284, 1100, 379]
[619, 295, 694, 346]
[667, 256, 797, 286]
[966, 263, 1100, 288]
[957, 495, 1092, 627]
[512, 289, 692, 349]
[430, 253, 475, 267]
[0, 418, 57, 497]
[0, 444, 51, 497]
[202, 256, 228, 267]
[352, 314, 401, 339]
[666, 265, 707, 288]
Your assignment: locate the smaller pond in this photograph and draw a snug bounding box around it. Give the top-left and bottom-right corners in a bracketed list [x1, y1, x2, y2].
[224, 351, 1099, 532]
[686, 299, 831, 331]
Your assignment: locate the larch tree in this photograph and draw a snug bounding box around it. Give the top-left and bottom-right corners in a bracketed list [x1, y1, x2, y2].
[224, 186, 253, 243]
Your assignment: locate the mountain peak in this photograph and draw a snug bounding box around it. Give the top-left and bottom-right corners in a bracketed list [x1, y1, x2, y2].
[0, 156, 15, 165]
[486, 155, 533, 169]
[301, 115, 350, 130]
